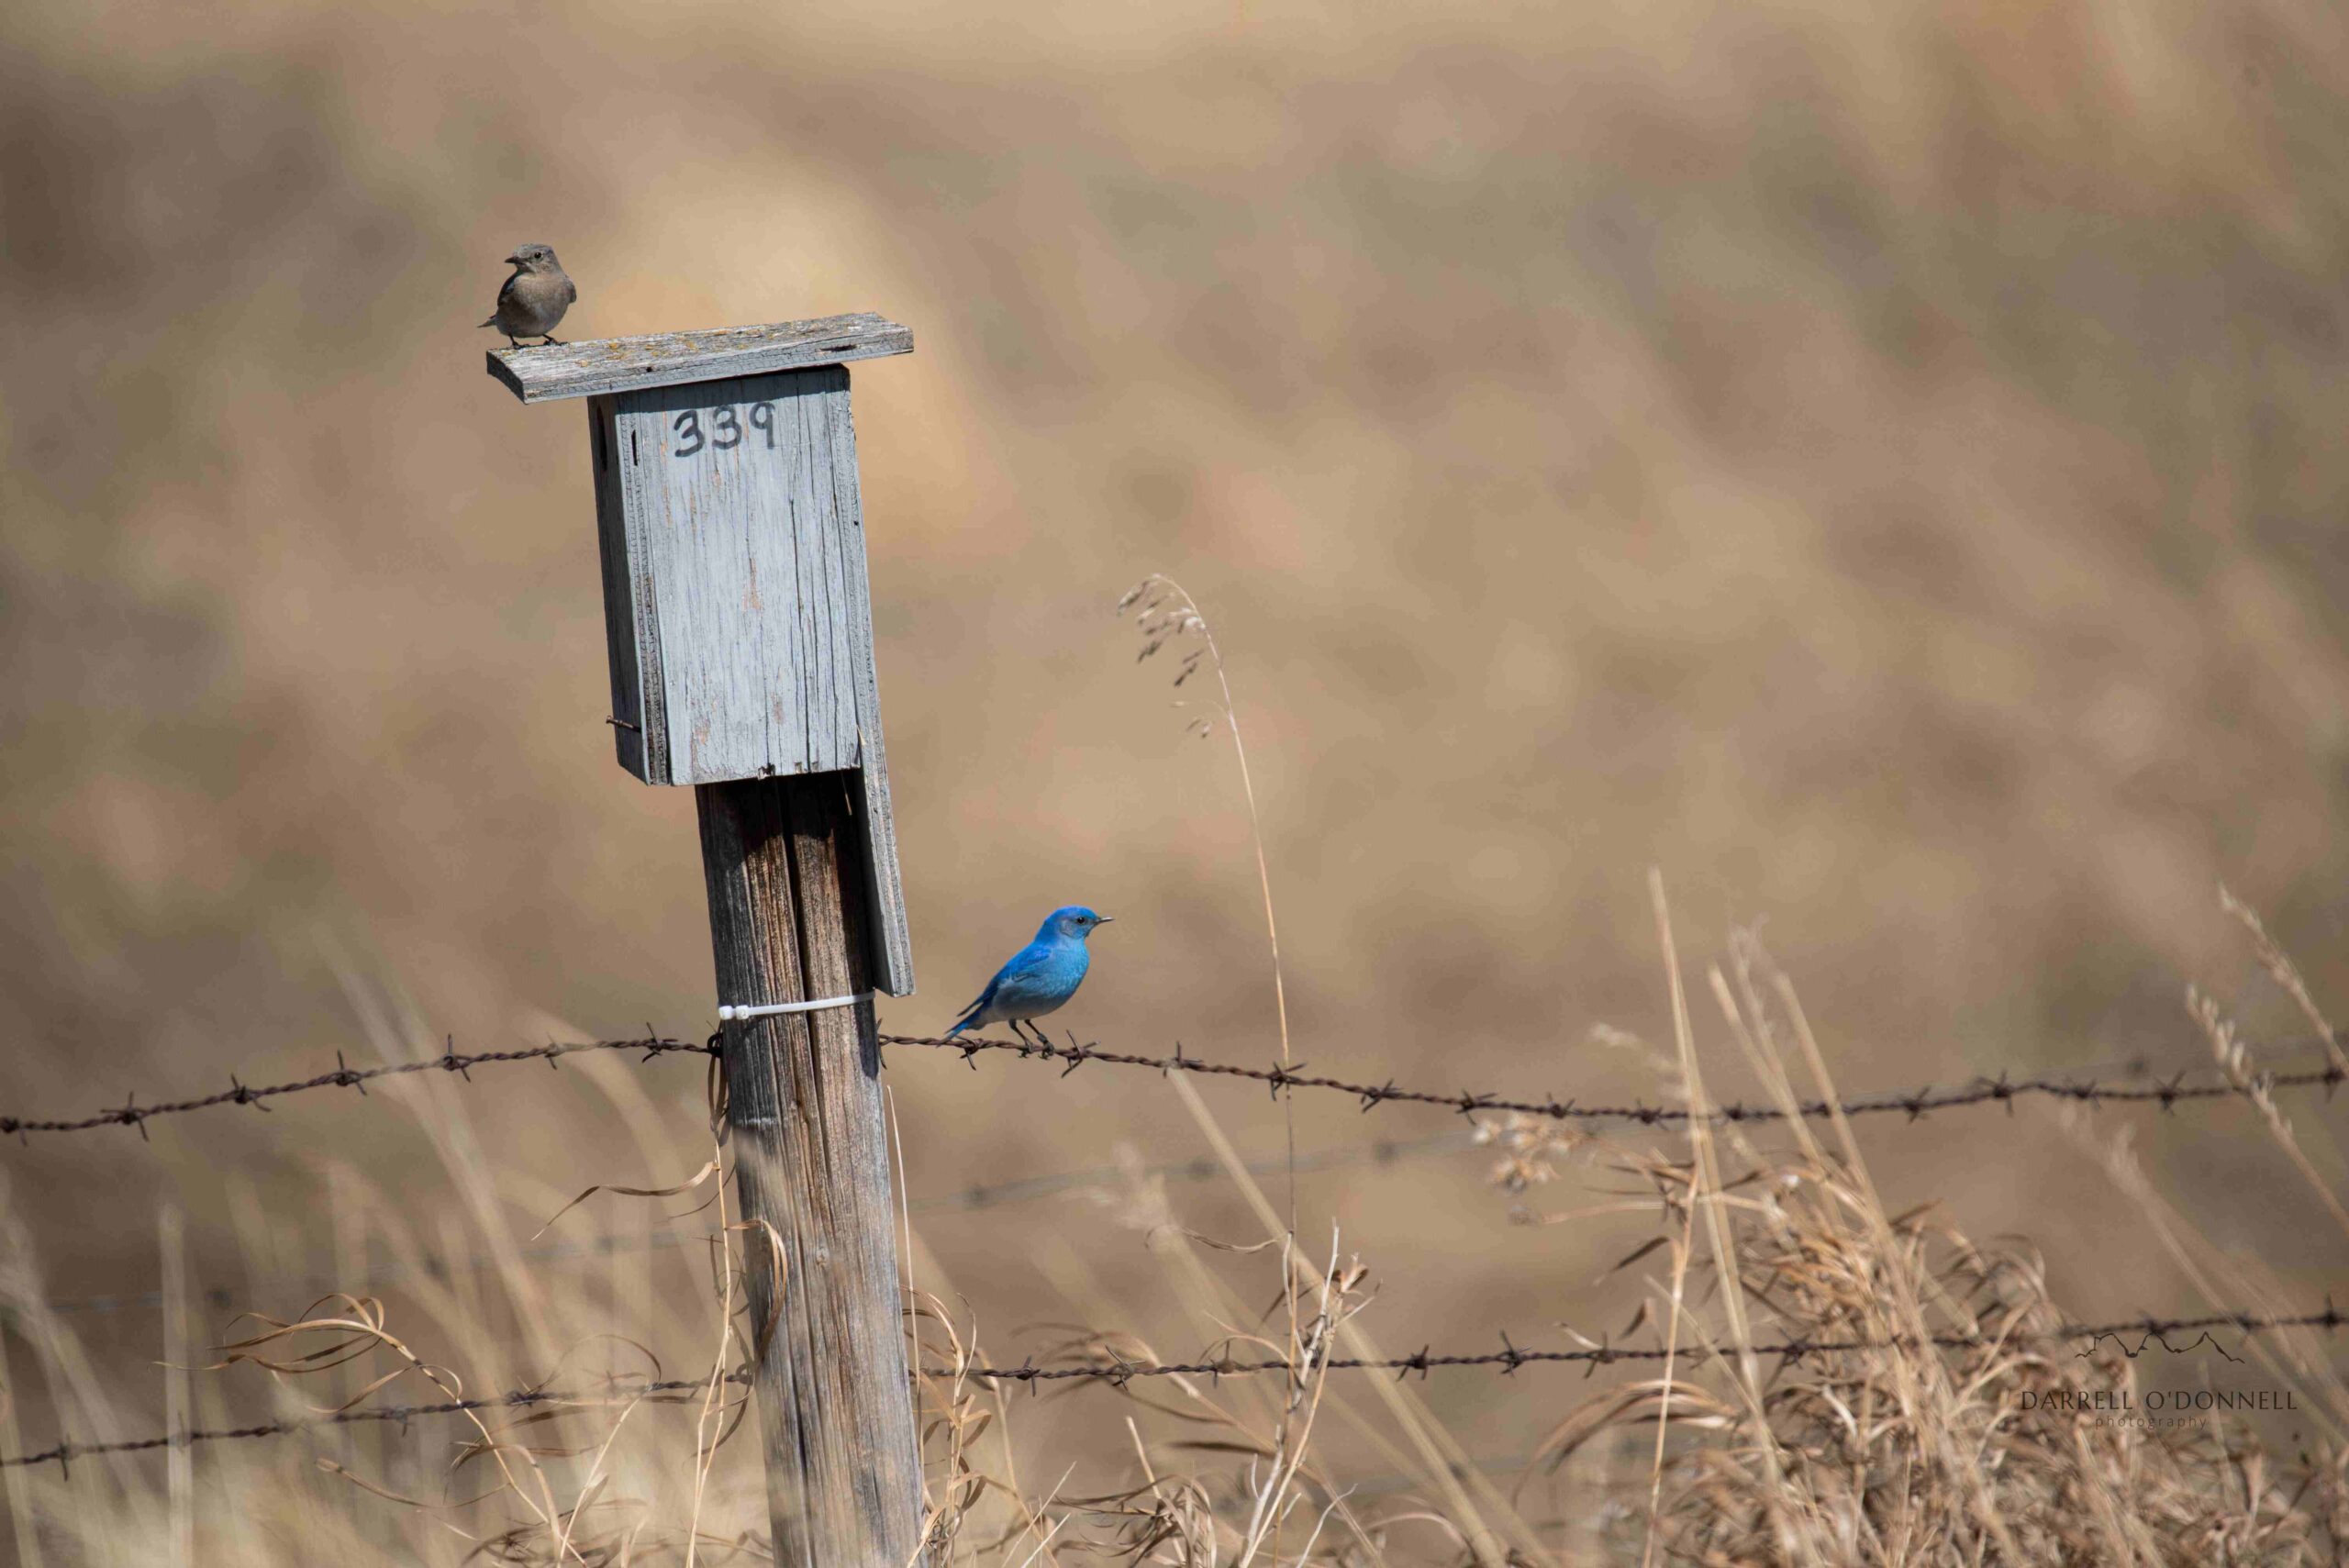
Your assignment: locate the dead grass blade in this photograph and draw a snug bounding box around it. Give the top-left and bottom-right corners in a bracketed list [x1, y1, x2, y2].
[529, 1162, 724, 1241]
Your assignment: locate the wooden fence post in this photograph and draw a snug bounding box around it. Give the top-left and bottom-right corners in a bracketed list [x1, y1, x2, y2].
[490, 316, 925, 1567]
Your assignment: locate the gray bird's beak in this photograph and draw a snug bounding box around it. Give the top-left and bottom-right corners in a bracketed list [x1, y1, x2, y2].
[505, 251, 525, 265]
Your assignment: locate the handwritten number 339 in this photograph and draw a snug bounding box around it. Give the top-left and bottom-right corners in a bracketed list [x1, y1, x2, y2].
[671, 404, 778, 458]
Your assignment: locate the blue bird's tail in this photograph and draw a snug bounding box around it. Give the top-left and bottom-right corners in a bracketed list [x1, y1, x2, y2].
[944, 972, 1000, 1032]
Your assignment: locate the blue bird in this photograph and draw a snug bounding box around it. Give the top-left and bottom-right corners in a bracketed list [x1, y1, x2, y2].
[947, 906, 1113, 1047]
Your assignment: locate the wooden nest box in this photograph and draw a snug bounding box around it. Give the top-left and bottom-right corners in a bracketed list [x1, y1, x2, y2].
[488, 313, 917, 994]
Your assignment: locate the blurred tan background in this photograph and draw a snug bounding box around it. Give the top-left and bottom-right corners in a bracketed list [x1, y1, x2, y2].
[4, 0, 2347, 1501]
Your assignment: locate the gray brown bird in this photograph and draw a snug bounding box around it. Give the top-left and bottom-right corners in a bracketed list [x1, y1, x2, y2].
[481, 243, 576, 347]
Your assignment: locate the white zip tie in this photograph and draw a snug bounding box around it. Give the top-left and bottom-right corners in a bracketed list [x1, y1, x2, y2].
[717, 992, 873, 1023]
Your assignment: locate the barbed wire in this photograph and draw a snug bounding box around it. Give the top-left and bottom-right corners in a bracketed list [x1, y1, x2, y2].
[882, 1031, 2348, 1127]
[7, 1307, 2338, 1472]
[6, 1021, 2341, 1149]
[953, 1307, 2345, 1384]
[30, 1041, 2334, 1318]
[0, 1373, 750, 1475]
[0, 1035, 711, 1140]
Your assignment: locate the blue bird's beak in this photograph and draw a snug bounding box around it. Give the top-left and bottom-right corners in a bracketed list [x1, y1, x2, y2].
[1096, 916, 1114, 925]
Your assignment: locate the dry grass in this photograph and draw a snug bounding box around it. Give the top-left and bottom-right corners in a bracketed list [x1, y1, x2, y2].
[4, 891, 2343, 1564]
[7, 5, 2349, 1543]
[9, 0, 2349, 1351]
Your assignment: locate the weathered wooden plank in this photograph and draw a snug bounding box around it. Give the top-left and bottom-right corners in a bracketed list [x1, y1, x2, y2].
[696, 775, 926, 1568]
[608, 369, 865, 785]
[783, 375, 863, 772]
[821, 379, 917, 995]
[849, 766, 915, 997]
[618, 378, 786, 783]
[487, 313, 911, 404]
[587, 395, 651, 779]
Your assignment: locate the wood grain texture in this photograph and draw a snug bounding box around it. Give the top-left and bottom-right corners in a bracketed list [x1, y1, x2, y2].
[820, 379, 917, 993]
[603, 367, 863, 785]
[487, 312, 911, 403]
[586, 395, 653, 779]
[697, 774, 926, 1568]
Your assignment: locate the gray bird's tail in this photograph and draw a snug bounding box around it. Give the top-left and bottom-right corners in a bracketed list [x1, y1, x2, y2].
[478, 316, 496, 328]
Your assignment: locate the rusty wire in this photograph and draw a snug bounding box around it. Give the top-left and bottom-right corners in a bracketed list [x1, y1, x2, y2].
[881, 1030, 2348, 1126]
[6, 1025, 2341, 1145]
[6, 1307, 2339, 1472]
[0, 1035, 709, 1140]
[0, 1373, 748, 1475]
[951, 1307, 2344, 1384]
